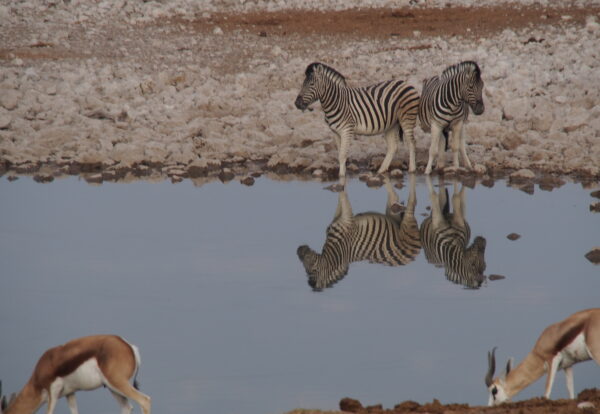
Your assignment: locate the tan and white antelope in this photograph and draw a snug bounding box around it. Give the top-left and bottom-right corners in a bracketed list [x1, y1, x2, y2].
[0, 335, 151, 414]
[485, 308, 600, 405]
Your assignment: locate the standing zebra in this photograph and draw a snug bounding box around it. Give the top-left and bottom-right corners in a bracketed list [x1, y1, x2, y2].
[294, 62, 420, 178]
[420, 177, 486, 288]
[418, 61, 485, 175]
[297, 176, 421, 291]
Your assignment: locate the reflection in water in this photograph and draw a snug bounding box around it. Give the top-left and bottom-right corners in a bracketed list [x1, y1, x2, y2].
[297, 176, 421, 291]
[420, 177, 487, 289]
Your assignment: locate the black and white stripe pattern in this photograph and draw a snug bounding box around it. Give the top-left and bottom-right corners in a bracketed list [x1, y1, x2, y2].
[295, 62, 420, 177]
[418, 61, 485, 174]
[420, 178, 486, 289]
[297, 179, 421, 291]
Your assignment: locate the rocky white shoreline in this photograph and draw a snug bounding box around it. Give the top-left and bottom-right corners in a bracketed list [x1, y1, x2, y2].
[0, 1, 599, 185]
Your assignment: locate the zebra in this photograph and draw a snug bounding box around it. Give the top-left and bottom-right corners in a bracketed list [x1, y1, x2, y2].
[294, 62, 420, 178]
[420, 177, 486, 289]
[418, 61, 485, 175]
[297, 176, 421, 291]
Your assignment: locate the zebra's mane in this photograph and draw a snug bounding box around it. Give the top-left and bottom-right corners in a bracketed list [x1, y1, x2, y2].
[441, 61, 481, 81]
[306, 62, 347, 86]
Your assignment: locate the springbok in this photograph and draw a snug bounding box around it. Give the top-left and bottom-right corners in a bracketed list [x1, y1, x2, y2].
[485, 308, 600, 405]
[0, 335, 151, 414]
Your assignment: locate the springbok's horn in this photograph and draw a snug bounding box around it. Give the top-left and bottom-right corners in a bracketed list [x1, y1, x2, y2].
[485, 347, 497, 387]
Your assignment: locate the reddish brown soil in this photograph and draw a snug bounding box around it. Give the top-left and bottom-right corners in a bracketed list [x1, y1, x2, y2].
[194, 4, 598, 39]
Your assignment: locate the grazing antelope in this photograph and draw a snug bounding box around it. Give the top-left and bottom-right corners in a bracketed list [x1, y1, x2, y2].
[0, 335, 151, 414]
[485, 308, 600, 405]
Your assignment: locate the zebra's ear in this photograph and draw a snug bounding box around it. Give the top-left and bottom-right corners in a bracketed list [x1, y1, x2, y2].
[305, 62, 321, 77]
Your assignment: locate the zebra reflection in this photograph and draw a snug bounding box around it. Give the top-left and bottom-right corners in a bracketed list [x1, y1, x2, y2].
[297, 176, 421, 291]
[420, 177, 486, 288]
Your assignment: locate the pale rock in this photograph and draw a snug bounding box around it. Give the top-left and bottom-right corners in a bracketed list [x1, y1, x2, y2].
[0, 115, 11, 129]
[510, 168, 535, 182]
[502, 97, 529, 121]
[0, 90, 20, 110]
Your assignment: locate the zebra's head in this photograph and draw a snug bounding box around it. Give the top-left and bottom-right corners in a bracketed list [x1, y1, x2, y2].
[297, 244, 348, 291]
[295, 62, 346, 111]
[466, 235, 487, 277]
[461, 61, 485, 115]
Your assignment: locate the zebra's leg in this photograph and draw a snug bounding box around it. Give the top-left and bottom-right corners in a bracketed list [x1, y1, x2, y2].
[437, 128, 447, 170]
[384, 178, 400, 217]
[451, 182, 466, 229]
[401, 121, 417, 173]
[456, 121, 473, 169]
[426, 176, 444, 229]
[378, 127, 399, 174]
[425, 123, 444, 175]
[337, 131, 352, 178]
[449, 122, 462, 169]
[406, 172, 417, 216]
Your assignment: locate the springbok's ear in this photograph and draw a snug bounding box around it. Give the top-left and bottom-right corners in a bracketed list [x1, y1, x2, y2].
[501, 357, 513, 379]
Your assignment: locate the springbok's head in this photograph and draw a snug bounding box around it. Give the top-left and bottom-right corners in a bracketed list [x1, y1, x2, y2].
[485, 347, 513, 406]
[462, 61, 485, 116]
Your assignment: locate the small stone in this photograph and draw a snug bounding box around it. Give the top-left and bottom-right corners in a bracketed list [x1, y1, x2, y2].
[510, 168, 535, 183]
[390, 168, 403, 178]
[312, 169, 323, 177]
[86, 174, 103, 184]
[578, 401, 595, 410]
[0, 115, 11, 129]
[213, 26, 223, 35]
[473, 164, 487, 175]
[339, 397, 363, 413]
[218, 168, 234, 182]
[33, 173, 54, 183]
[240, 176, 255, 186]
[590, 202, 600, 213]
[591, 190, 600, 199]
[507, 233, 521, 241]
[366, 175, 384, 188]
[585, 248, 600, 265]
[0, 90, 19, 110]
[489, 274, 506, 281]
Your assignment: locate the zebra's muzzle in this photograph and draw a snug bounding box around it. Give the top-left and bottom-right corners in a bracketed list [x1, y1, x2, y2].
[295, 96, 308, 111]
[472, 101, 485, 115]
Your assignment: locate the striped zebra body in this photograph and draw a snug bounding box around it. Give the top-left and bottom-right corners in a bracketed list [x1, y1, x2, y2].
[418, 61, 485, 174]
[297, 178, 421, 291]
[295, 62, 420, 177]
[420, 178, 486, 288]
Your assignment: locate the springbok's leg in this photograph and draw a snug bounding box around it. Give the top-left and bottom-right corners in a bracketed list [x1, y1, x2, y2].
[66, 394, 79, 414]
[564, 367, 575, 399]
[111, 390, 134, 414]
[544, 356, 561, 399]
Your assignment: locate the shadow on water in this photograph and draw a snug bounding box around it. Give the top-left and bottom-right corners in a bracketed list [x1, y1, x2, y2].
[297, 175, 490, 290]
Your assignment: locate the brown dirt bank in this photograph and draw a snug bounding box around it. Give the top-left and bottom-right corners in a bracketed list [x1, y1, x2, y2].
[286, 388, 600, 414]
[193, 4, 599, 40]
